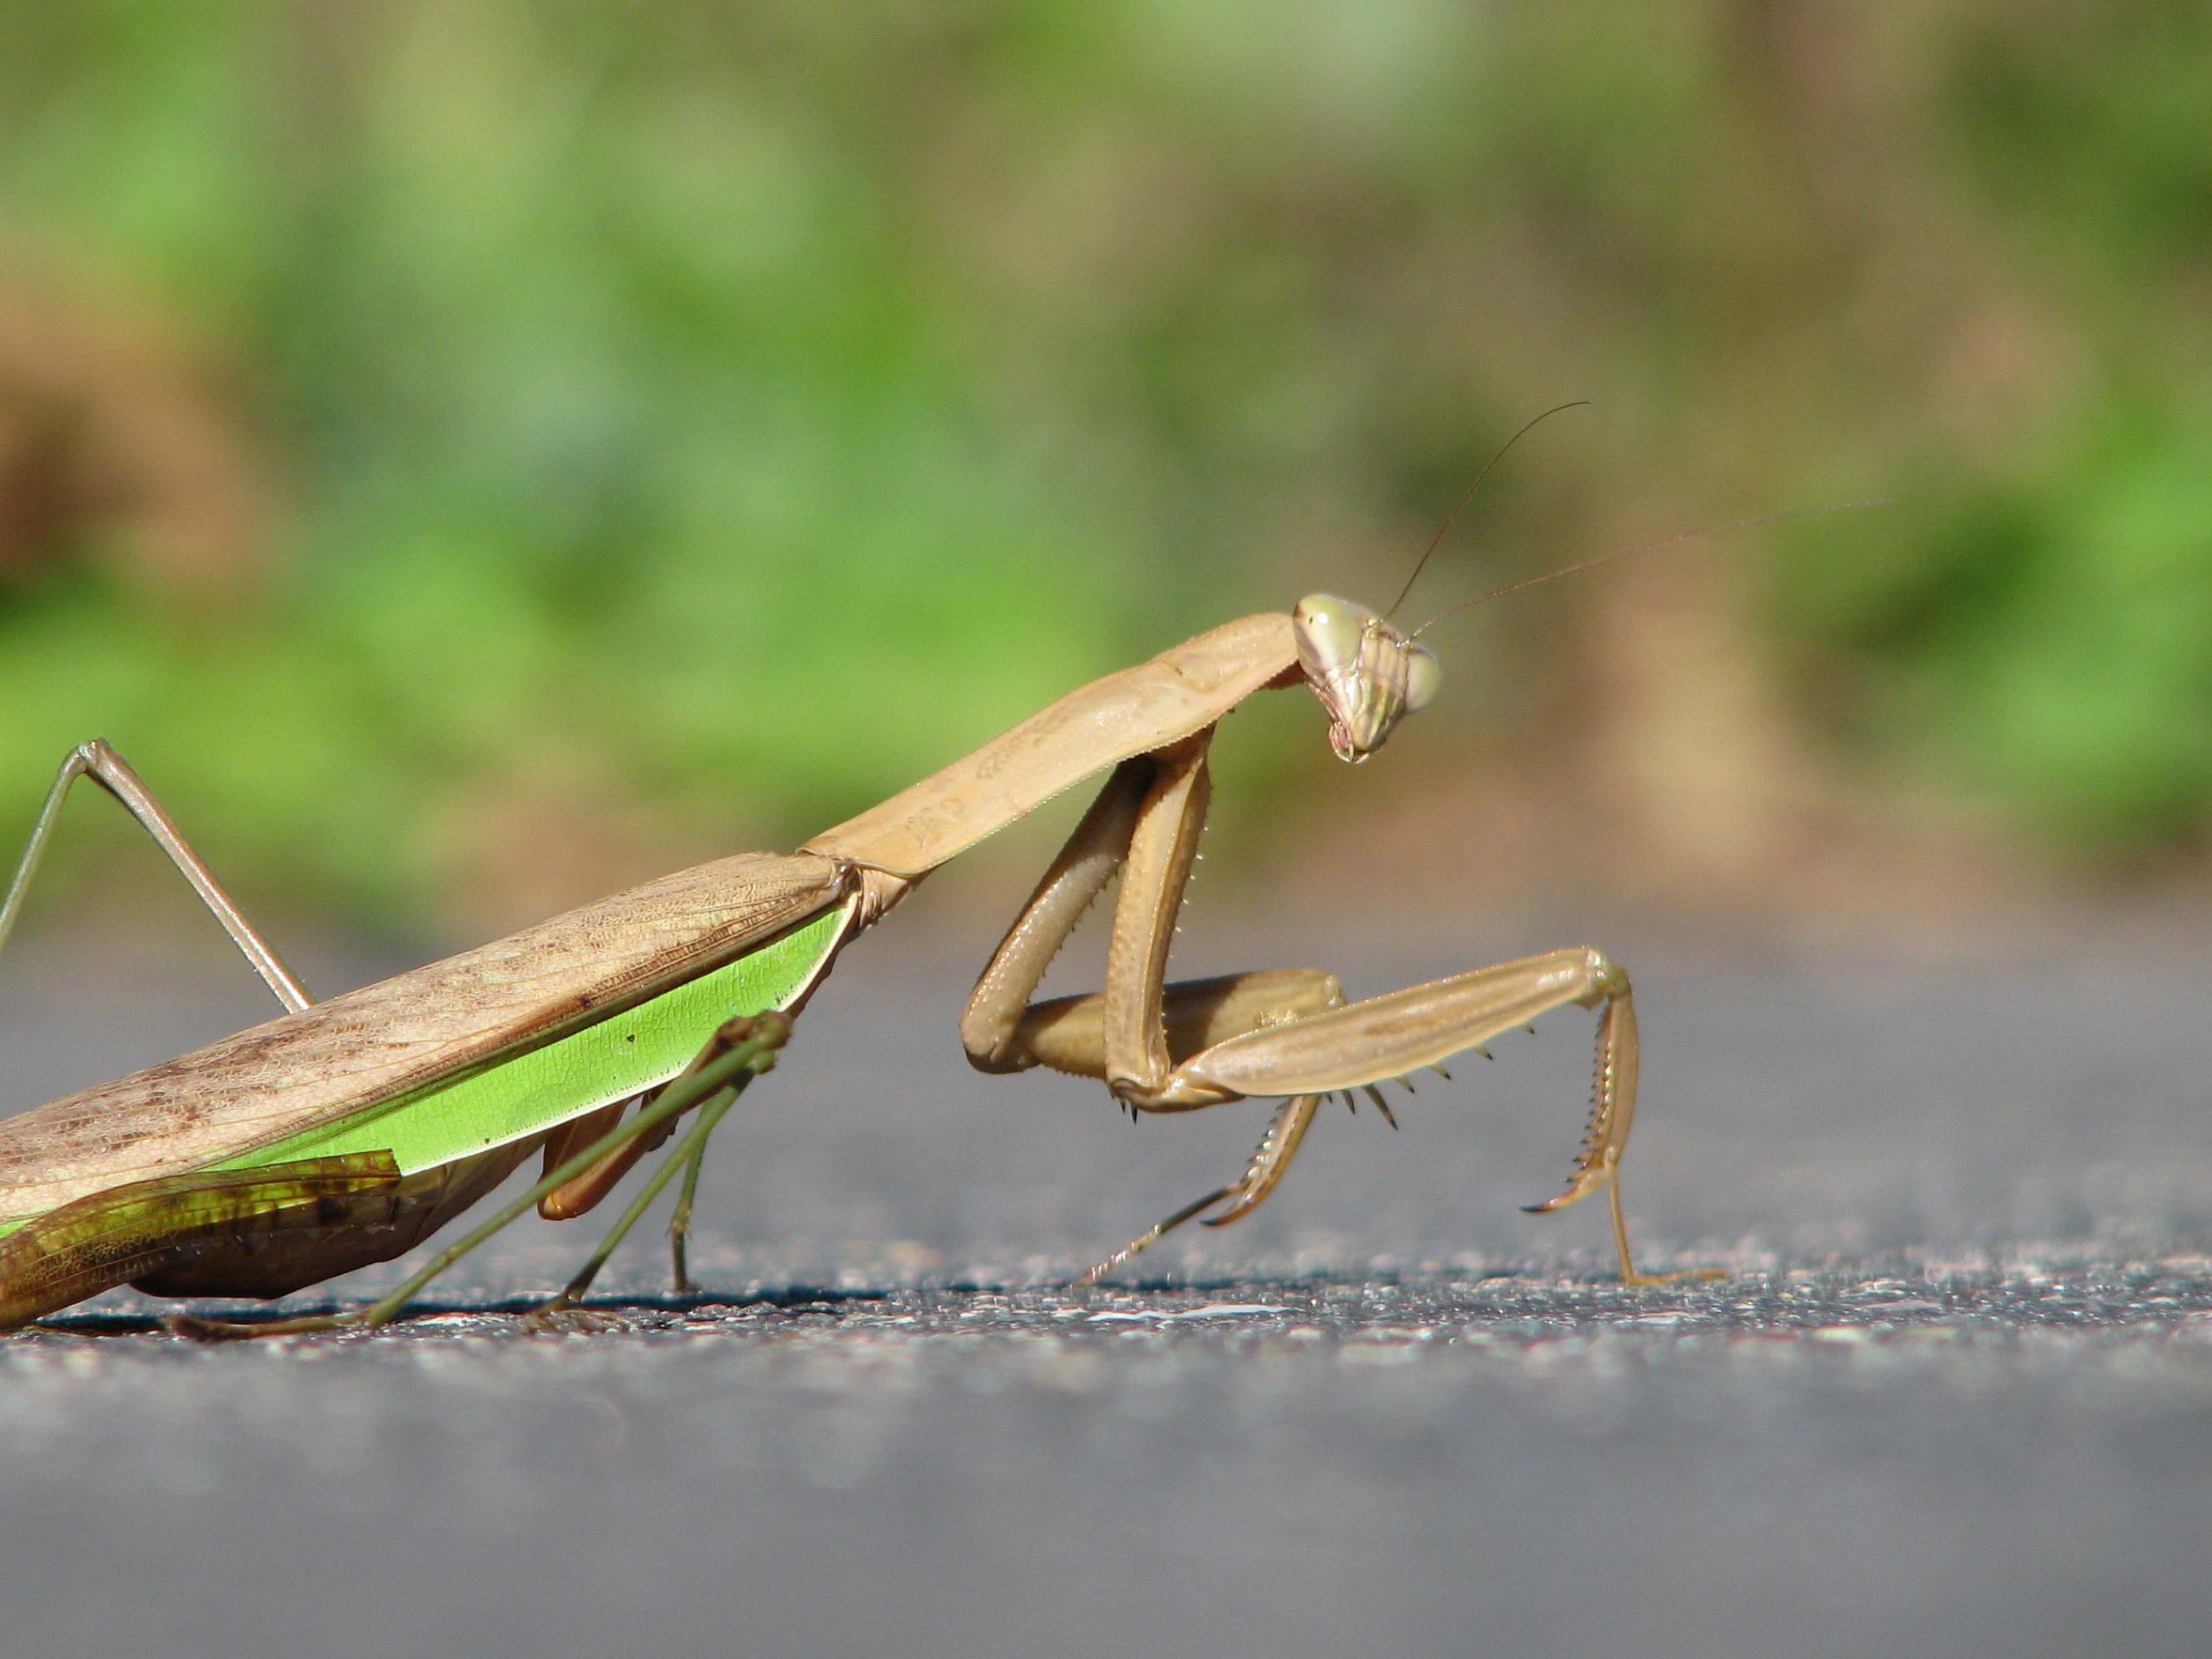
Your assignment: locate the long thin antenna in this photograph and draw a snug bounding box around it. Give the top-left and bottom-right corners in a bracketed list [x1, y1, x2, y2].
[1388, 401, 1590, 618]
[1409, 499, 1892, 638]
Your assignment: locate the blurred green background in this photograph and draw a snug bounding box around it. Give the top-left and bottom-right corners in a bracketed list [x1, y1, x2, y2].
[2, 2, 2209, 934]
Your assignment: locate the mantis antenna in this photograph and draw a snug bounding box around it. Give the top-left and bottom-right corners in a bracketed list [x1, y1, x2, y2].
[1387, 400, 1591, 619]
[1410, 499, 1896, 639]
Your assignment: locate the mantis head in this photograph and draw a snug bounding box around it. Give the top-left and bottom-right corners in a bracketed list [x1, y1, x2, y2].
[1292, 593, 1440, 763]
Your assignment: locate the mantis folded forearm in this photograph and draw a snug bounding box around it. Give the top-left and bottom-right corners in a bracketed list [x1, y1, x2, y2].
[0, 563, 1719, 1334]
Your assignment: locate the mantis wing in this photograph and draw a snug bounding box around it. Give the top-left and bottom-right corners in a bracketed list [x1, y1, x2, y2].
[0, 851, 853, 1229]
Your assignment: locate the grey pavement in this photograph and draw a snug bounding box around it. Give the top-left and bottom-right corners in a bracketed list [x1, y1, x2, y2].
[4, 904, 2212, 1657]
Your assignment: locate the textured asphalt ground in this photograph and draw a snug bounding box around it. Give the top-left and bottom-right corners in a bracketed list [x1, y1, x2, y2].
[5, 902, 2212, 1656]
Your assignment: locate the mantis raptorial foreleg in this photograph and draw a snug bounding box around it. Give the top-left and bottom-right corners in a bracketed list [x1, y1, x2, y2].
[1100, 731, 1213, 1102]
[959, 755, 1151, 1071]
[1147, 951, 1713, 1284]
[961, 721, 1709, 1284]
[0, 739, 310, 1012]
[957, 746, 1347, 1084]
[1029, 949, 1698, 1282]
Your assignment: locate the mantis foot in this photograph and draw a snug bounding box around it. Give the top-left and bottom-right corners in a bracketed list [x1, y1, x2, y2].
[518, 1300, 625, 1334]
[163, 1309, 353, 1342]
[1619, 1266, 1729, 1288]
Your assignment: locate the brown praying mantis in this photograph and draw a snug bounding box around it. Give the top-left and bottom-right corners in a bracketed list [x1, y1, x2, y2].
[0, 449, 1733, 1335]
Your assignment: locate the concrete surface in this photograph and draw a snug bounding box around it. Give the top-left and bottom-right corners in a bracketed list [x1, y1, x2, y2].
[4, 905, 2211, 1656]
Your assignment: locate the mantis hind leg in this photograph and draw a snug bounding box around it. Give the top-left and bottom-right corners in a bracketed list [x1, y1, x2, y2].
[169, 1010, 793, 1340]
[0, 738, 311, 1011]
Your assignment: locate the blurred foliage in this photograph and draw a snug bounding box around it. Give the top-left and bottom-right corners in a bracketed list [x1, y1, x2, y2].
[0, 1, 2208, 924]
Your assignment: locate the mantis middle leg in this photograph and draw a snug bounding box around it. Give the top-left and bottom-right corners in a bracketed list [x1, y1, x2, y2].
[166, 1011, 793, 1338]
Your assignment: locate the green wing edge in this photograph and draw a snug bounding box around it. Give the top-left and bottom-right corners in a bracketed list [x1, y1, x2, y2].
[0, 899, 850, 1252]
[228, 900, 851, 1176]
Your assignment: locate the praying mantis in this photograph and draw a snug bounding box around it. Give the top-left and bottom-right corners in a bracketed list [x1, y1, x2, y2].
[0, 472, 1724, 1334]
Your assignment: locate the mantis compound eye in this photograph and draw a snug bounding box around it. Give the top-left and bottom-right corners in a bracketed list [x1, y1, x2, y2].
[1292, 594, 1366, 678]
[1404, 643, 1441, 713]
